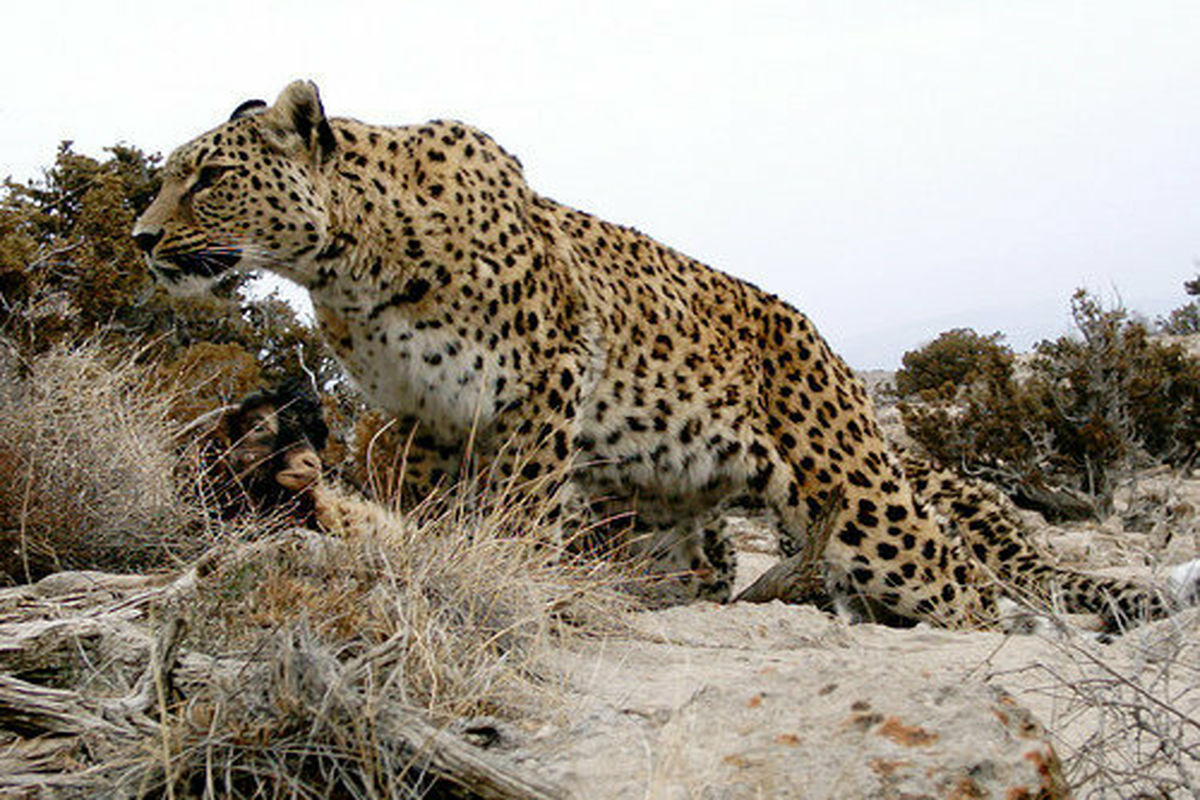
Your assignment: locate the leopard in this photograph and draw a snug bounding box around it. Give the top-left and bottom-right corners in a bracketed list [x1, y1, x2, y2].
[134, 80, 1171, 630]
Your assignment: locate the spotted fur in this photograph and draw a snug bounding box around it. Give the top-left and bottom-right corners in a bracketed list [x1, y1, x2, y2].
[135, 81, 1169, 629]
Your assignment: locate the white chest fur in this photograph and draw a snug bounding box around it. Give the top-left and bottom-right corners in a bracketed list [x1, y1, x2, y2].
[316, 304, 509, 438]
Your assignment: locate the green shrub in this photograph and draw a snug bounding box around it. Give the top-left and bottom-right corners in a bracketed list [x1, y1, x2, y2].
[1160, 302, 1200, 335]
[1159, 273, 1199, 335]
[894, 328, 1013, 400]
[1033, 291, 1199, 478]
[900, 290, 1200, 517]
[1157, 273, 1200, 335]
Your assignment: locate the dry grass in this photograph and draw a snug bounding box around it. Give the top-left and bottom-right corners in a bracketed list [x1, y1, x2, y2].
[0, 337, 202, 582]
[194, 479, 630, 717]
[152, 487, 629, 798]
[974, 465, 1200, 797]
[0, 345, 631, 796]
[989, 610, 1200, 799]
[0, 488, 630, 798]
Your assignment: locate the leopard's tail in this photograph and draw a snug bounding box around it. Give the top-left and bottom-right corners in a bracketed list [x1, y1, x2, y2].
[901, 453, 1173, 631]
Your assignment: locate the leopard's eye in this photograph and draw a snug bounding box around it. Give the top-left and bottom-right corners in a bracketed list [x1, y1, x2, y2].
[192, 164, 234, 193]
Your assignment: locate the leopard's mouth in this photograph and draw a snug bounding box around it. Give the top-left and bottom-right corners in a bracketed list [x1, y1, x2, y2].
[145, 249, 243, 293]
[159, 250, 242, 279]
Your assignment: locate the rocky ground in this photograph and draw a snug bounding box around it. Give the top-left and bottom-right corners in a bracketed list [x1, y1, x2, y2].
[493, 502, 1200, 799]
[520, 606, 1198, 798]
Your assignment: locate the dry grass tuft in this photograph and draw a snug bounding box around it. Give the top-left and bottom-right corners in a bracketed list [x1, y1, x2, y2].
[0, 337, 201, 582]
[992, 609, 1200, 798]
[156, 488, 630, 798]
[193, 481, 631, 721]
[0, 424, 632, 797]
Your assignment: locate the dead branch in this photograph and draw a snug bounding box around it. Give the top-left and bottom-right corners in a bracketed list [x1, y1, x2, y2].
[735, 485, 842, 606]
[0, 673, 135, 738]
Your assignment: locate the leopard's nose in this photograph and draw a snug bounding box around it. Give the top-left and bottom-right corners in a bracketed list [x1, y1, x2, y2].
[133, 230, 163, 255]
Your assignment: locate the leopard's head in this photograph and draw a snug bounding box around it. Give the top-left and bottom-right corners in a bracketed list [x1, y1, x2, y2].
[133, 80, 337, 294]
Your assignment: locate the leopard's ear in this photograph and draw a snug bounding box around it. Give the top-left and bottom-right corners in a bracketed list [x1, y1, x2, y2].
[229, 99, 267, 121]
[259, 80, 337, 162]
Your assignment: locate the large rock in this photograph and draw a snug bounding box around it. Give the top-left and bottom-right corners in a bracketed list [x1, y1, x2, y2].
[516, 604, 1072, 799]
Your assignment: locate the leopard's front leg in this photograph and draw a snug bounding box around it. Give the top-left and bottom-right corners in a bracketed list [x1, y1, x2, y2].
[473, 365, 590, 550]
[352, 413, 464, 511]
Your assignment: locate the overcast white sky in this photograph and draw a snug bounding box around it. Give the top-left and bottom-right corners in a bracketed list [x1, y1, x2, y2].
[3, 1, 1197, 367]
